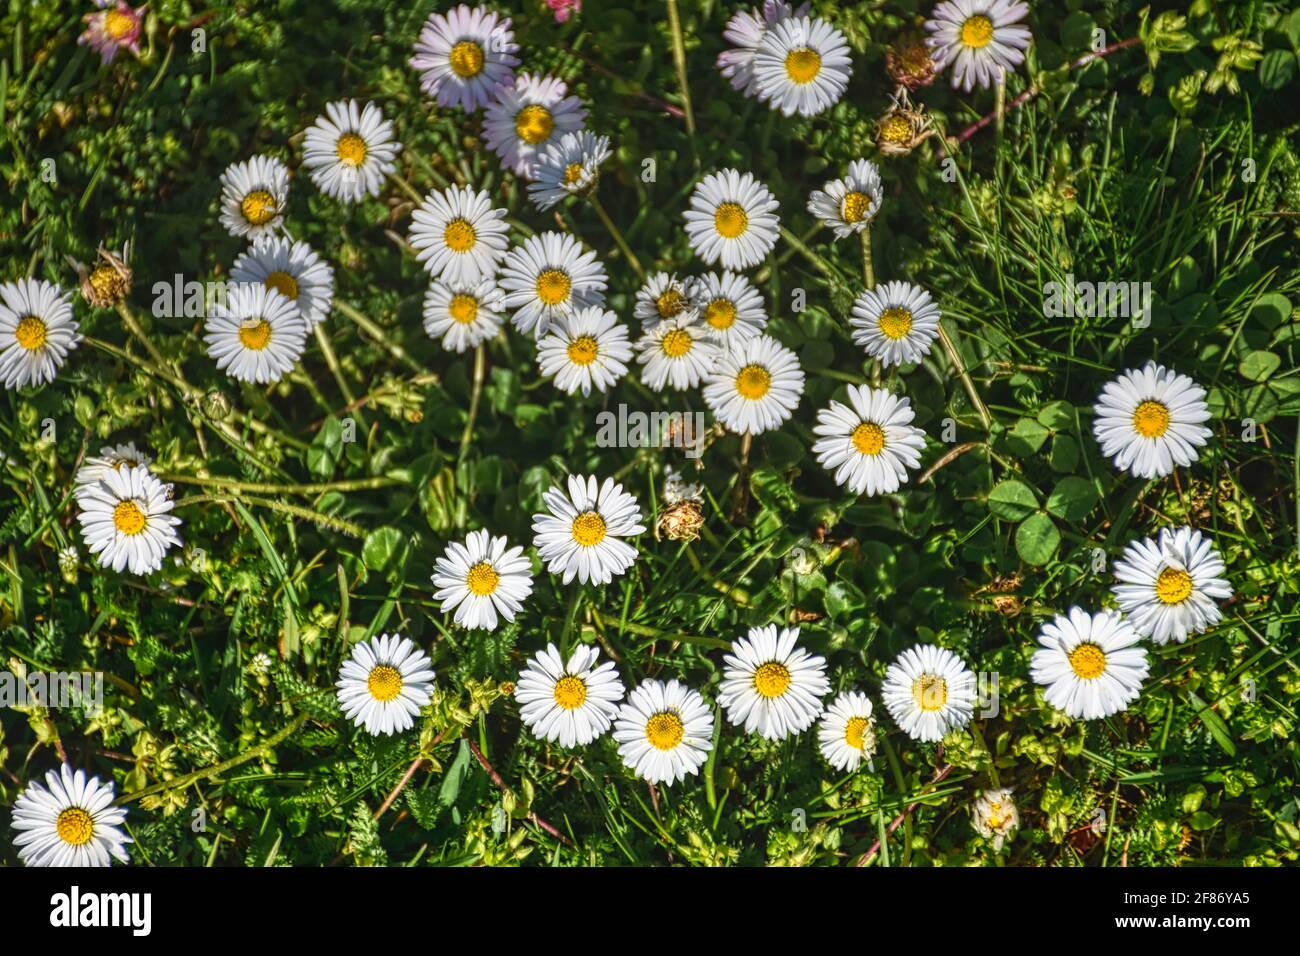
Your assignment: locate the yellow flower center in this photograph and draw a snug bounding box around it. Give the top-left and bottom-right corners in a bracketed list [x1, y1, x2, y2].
[878, 307, 913, 340]
[239, 318, 272, 351]
[645, 710, 685, 750]
[1132, 400, 1171, 438]
[535, 269, 572, 306]
[843, 191, 873, 223]
[912, 674, 948, 712]
[112, 500, 147, 535]
[553, 675, 587, 710]
[240, 190, 278, 227]
[448, 293, 478, 325]
[713, 202, 749, 239]
[844, 716, 870, 750]
[88, 264, 126, 303]
[443, 218, 477, 253]
[1068, 643, 1107, 680]
[1155, 567, 1194, 605]
[563, 162, 585, 185]
[656, 288, 687, 319]
[104, 9, 135, 40]
[735, 363, 771, 400]
[960, 15, 995, 49]
[367, 664, 403, 701]
[851, 421, 886, 456]
[784, 47, 822, 84]
[661, 328, 693, 358]
[336, 132, 368, 167]
[56, 807, 95, 846]
[566, 334, 599, 366]
[515, 104, 555, 145]
[466, 560, 500, 596]
[14, 315, 47, 350]
[263, 271, 298, 300]
[753, 661, 792, 698]
[571, 510, 607, 546]
[448, 40, 485, 78]
[705, 298, 737, 329]
[986, 803, 1006, 829]
[879, 114, 912, 144]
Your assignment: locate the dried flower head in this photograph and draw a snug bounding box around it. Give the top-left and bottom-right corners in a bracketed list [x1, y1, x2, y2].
[70, 244, 133, 309]
[885, 35, 939, 90]
[874, 95, 933, 156]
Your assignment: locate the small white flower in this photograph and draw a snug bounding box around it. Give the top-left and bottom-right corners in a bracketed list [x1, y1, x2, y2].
[431, 529, 534, 631]
[498, 231, 608, 338]
[302, 100, 401, 203]
[515, 643, 625, 747]
[850, 280, 941, 367]
[532, 474, 645, 586]
[925, 0, 1033, 92]
[203, 282, 307, 384]
[218, 155, 289, 245]
[703, 333, 804, 435]
[752, 15, 853, 117]
[717, 624, 829, 740]
[636, 315, 719, 392]
[422, 277, 506, 353]
[0, 278, 82, 390]
[1030, 608, 1149, 720]
[634, 272, 697, 330]
[1112, 526, 1232, 645]
[613, 679, 715, 785]
[663, 465, 703, 505]
[527, 131, 612, 211]
[410, 3, 520, 112]
[684, 168, 780, 271]
[231, 237, 335, 330]
[1092, 361, 1212, 479]
[808, 158, 883, 238]
[409, 185, 511, 286]
[812, 385, 926, 496]
[716, 1, 810, 97]
[817, 690, 877, 772]
[76, 464, 182, 576]
[74, 441, 152, 504]
[536, 306, 633, 396]
[690, 270, 768, 345]
[482, 72, 587, 178]
[335, 633, 435, 736]
[881, 643, 976, 743]
[10, 764, 131, 867]
[972, 787, 1019, 850]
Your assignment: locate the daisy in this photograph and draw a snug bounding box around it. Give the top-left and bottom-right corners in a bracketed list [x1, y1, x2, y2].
[536, 306, 633, 396]
[409, 185, 511, 286]
[972, 787, 1019, 850]
[218, 155, 289, 245]
[613, 679, 715, 785]
[881, 643, 977, 743]
[231, 238, 335, 330]
[76, 464, 182, 576]
[0, 278, 82, 390]
[498, 231, 608, 338]
[1112, 526, 1233, 644]
[690, 270, 768, 345]
[302, 100, 401, 203]
[422, 277, 506, 353]
[702, 333, 804, 435]
[634, 272, 697, 330]
[811, 385, 926, 496]
[1092, 361, 1212, 479]
[73, 441, 152, 504]
[203, 282, 307, 385]
[808, 158, 884, 238]
[753, 15, 853, 117]
[684, 169, 780, 271]
[79, 0, 145, 65]
[482, 72, 587, 178]
[1030, 608, 1149, 720]
[335, 633, 436, 736]
[431, 529, 534, 631]
[716, 1, 810, 97]
[410, 4, 520, 113]
[850, 280, 941, 367]
[817, 690, 878, 772]
[532, 474, 645, 585]
[717, 624, 829, 740]
[514, 643, 625, 747]
[527, 131, 612, 211]
[10, 765, 131, 867]
[636, 316, 719, 392]
[925, 0, 1033, 92]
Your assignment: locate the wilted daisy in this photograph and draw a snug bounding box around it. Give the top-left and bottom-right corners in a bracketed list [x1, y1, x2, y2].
[532, 474, 645, 585]
[431, 529, 534, 631]
[409, 185, 511, 286]
[79, 0, 144, 65]
[808, 159, 884, 238]
[972, 787, 1019, 850]
[753, 15, 853, 117]
[483, 72, 587, 177]
[10, 765, 131, 867]
[515, 643, 625, 747]
[637, 316, 719, 392]
[613, 679, 715, 785]
[882, 644, 977, 743]
[536, 306, 633, 396]
[335, 633, 435, 736]
[302, 100, 401, 203]
[498, 231, 608, 338]
[218, 155, 289, 245]
[410, 4, 520, 112]
[850, 280, 941, 367]
[1031, 608, 1148, 720]
[716, 1, 809, 97]
[684, 169, 780, 271]
[1092, 361, 1212, 479]
[691, 270, 768, 345]
[422, 277, 506, 353]
[634, 272, 697, 330]
[231, 238, 335, 330]
[718, 624, 830, 740]
[925, 0, 1033, 92]
[812, 386, 926, 496]
[1112, 526, 1233, 645]
[817, 690, 877, 772]
[0, 278, 82, 390]
[76, 464, 182, 576]
[203, 282, 307, 385]
[73, 441, 152, 504]
[703, 333, 804, 435]
[527, 131, 612, 211]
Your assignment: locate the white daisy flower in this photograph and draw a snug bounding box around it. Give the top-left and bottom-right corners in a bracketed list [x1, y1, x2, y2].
[536, 306, 633, 396]
[633, 272, 697, 330]
[753, 15, 853, 117]
[1112, 526, 1233, 645]
[817, 690, 878, 772]
[302, 100, 401, 203]
[335, 633, 436, 736]
[1030, 608, 1149, 720]
[972, 787, 1019, 850]
[812, 385, 927, 497]
[716, 1, 810, 97]
[498, 231, 608, 338]
[515, 643, 625, 747]
[532, 474, 645, 586]
[850, 280, 941, 368]
[482, 72, 587, 178]
[636, 316, 719, 392]
[218, 155, 289, 245]
[807, 158, 884, 238]
[613, 679, 715, 785]
[410, 3, 520, 113]
[408, 185, 511, 287]
[10, 765, 131, 867]
[703, 333, 804, 435]
[431, 528, 533, 631]
[76, 464, 182, 576]
[717, 624, 830, 740]
[527, 130, 612, 211]
[231, 238, 335, 330]
[881, 643, 977, 743]
[203, 282, 307, 385]
[684, 168, 780, 271]
[925, 0, 1033, 92]
[690, 270, 768, 345]
[422, 277, 506, 353]
[1092, 361, 1212, 479]
[73, 441, 152, 504]
[0, 278, 82, 390]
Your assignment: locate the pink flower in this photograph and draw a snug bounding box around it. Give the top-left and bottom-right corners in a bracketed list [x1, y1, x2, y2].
[545, 0, 581, 23]
[79, 1, 146, 65]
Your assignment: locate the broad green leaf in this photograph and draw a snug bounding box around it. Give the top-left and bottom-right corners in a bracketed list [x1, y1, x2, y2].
[988, 479, 1039, 521]
[1046, 476, 1098, 521]
[1015, 512, 1060, 566]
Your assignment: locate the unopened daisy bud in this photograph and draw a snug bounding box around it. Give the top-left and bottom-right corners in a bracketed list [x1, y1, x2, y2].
[972, 787, 1019, 850]
[202, 388, 232, 421]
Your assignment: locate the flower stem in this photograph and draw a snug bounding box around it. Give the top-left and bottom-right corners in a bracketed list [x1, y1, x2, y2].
[176, 494, 367, 538]
[386, 169, 425, 204]
[158, 473, 403, 495]
[115, 301, 170, 370]
[665, 0, 696, 141]
[779, 225, 840, 282]
[936, 322, 992, 431]
[313, 323, 364, 425]
[860, 224, 876, 289]
[334, 300, 424, 375]
[589, 193, 646, 281]
[458, 343, 487, 469]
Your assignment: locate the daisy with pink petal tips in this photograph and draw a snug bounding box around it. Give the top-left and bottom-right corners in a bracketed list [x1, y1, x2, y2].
[80, 1, 147, 65]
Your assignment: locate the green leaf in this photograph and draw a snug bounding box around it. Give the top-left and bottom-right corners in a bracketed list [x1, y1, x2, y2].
[1249, 292, 1291, 329]
[988, 479, 1039, 521]
[750, 467, 798, 513]
[1046, 476, 1098, 521]
[1049, 433, 1080, 473]
[362, 526, 407, 572]
[1036, 400, 1075, 430]
[307, 417, 345, 480]
[1187, 690, 1236, 758]
[1239, 350, 1281, 382]
[1015, 512, 1060, 566]
[1258, 49, 1297, 90]
[1002, 418, 1052, 456]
